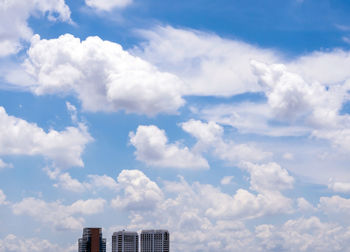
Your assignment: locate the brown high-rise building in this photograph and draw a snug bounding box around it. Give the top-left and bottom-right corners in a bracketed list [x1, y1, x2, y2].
[78, 227, 107, 252]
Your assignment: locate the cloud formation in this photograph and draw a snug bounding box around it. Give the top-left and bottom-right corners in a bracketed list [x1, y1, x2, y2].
[129, 125, 209, 169]
[45, 169, 119, 193]
[85, 0, 132, 11]
[240, 162, 294, 192]
[111, 169, 163, 211]
[0, 106, 92, 168]
[251, 60, 348, 126]
[182, 119, 272, 163]
[115, 170, 294, 251]
[23, 34, 185, 116]
[134, 26, 278, 96]
[0, 234, 75, 252]
[0, 0, 71, 56]
[12, 197, 106, 230]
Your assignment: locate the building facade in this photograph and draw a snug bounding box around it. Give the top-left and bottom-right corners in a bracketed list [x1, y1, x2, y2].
[78, 227, 106, 252]
[112, 230, 139, 252]
[140, 230, 169, 252]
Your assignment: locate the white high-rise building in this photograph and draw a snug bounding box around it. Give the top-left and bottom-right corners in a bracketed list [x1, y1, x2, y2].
[140, 230, 169, 252]
[112, 230, 139, 252]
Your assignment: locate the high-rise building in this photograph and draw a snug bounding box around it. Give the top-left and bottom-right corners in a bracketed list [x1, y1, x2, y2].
[78, 227, 106, 252]
[140, 230, 169, 252]
[112, 230, 139, 252]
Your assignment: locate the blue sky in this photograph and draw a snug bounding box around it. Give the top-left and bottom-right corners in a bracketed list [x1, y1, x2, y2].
[1, 0, 350, 251]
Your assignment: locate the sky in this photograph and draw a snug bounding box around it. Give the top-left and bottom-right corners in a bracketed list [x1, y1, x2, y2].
[1, 0, 350, 251]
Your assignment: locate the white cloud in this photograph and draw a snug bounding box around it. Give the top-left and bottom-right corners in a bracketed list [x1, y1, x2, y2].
[194, 102, 311, 137]
[312, 128, 350, 153]
[328, 180, 350, 193]
[318, 195, 350, 216]
[129, 125, 209, 169]
[0, 0, 71, 57]
[251, 60, 347, 126]
[203, 188, 293, 219]
[52, 172, 86, 193]
[86, 174, 119, 191]
[287, 49, 350, 86]
[220, 176, 234, 185]
[0, 190, 8, 205]
[134, 26, 279, 97]
[181, 119, 271, 163]
[22, 34, 184, 116]
[12, 197, 105, 230]
[181, 119, 224, 149]
[240, 162, 294, 192]
[0, 234, 75, 252]
[0, 159, 13, 170]
[107, 170, 297, 251]
[45, 168, 119, 193]
[0, 106, 92, 168]
[122, 170, 292, 221]
[85, 0, 132, 11]
[111, 169, 163, 211]
[255, 217, 350, 252]
[135, 26, 350, 107]
[297, 197, 315, 212]
[66, 102, 78, 124]
[69, 199, 106, 215]
[117, 171, 293, 251]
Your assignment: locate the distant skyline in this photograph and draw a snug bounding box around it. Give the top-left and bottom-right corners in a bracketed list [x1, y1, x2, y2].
[1, 0, 350, 251]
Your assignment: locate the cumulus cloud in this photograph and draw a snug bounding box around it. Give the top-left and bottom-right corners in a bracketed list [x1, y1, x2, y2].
[86, 174, 119, 191]
[129, 125, 209, 169]
[134, 26, 278, 96]
[240, 162, 294, 192]
[318, 195, 350, 217]
[0, 0, 71, 57]
[0, 234, 75, 252]
[181, 119, 272, 163]
[297, 197, 316, 212]
[116, 171, 293, 251]
[120, 170, 292, 221]
[45, 168, 118, 193]
[22, 34, 184, 116]
[0, 106, 92, 168]
[328, 180, 350, 193]
[46, 170, 86, 193]
[85, 0, 132, 11]
[251, 60, 347, 126]
[12, 197, 105, 230]
[255, 217, 350, 252]
[111, 169, 163, 211]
